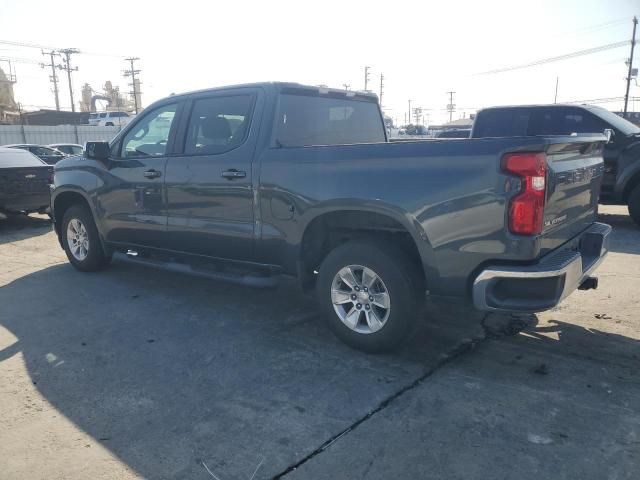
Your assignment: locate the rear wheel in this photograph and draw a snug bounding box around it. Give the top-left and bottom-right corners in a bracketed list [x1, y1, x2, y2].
[61, 204, 111, 271]
[316, 240, 422, 353]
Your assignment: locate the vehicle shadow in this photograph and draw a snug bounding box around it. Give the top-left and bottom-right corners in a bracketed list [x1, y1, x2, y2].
[0, 261, 483, 480]
[0, 214, 51, 246]
[505, 315, 639, 371]
[597, 211, 640, 255]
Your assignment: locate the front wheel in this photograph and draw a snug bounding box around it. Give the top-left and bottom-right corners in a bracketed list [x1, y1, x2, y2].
[628, 184, 640, 227]
[61, 204, 111, 271]
[316, 241, 422, 353]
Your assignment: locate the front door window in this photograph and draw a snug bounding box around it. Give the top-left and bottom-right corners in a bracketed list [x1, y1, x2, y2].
[121, 104, 177, 158]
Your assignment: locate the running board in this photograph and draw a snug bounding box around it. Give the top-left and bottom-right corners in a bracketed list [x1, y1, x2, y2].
[112, 252, 277, 288]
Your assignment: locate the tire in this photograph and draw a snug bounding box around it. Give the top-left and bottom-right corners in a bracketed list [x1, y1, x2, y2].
[61, 204, 111, 272]
[316, 240, 422, 353]
[628, 184, 640, 227]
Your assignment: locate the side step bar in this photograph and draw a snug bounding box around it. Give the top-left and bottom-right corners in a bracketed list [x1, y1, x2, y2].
[112, 252, 277, 288]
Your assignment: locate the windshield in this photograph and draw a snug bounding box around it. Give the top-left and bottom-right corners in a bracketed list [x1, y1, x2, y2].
[588, 106, 640, 136]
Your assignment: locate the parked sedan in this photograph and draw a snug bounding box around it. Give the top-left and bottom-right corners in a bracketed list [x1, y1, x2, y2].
[0, 147, 52, 216]
[4, 144, 66, 165]
[48, 143, 84, 156]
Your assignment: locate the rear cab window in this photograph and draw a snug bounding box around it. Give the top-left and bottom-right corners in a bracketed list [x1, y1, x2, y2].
[274, 90, 386, 147]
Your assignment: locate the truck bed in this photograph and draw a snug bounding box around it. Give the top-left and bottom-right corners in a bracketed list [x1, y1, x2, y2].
[258, 135, 605, 298]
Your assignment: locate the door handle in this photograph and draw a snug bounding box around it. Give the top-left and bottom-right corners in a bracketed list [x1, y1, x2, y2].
[143, 169, 162, 179]
[221, 169, 247, 179]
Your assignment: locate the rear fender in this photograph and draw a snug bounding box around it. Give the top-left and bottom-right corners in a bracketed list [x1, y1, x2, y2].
[297, 200, 439, 287]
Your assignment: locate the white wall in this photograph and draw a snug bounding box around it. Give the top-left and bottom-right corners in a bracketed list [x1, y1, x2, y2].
[0, 125, 121, 146]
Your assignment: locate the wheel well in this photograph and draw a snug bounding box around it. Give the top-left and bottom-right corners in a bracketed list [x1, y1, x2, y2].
[299, 210, 425, 290]
[53, 192, 91, 232]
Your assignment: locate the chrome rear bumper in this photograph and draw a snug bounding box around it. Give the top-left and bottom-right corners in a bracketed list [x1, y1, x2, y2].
[473, 222, 611, 313]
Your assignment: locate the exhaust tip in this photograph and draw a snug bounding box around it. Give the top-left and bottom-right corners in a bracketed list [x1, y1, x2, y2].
[578, 276, 598, 291]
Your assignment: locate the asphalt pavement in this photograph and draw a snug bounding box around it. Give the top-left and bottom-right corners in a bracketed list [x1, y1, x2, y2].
[0, 206, 638, 479]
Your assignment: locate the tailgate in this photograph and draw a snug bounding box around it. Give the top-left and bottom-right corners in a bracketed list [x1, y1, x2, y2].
[539, 139, 604, 254]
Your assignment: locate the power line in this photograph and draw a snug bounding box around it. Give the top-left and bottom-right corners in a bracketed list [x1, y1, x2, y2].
[0, 39, 125, 58]
[0, 55, 40, 65]
[0, 39, 57, 50]
[475, 40, 629, 75]
[548, 17, 629, 41]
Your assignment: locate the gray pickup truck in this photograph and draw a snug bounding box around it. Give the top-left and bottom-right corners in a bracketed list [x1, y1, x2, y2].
[51, 82, 611, 352]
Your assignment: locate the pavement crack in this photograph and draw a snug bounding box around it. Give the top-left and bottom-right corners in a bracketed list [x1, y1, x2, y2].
[272, 322, 487, 479]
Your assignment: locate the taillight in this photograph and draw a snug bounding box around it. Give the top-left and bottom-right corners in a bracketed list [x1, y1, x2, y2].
[502, 152, 546, 235]
[48, 168, 54, 185]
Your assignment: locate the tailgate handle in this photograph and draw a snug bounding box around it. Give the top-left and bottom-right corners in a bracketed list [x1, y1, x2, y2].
[143, 169, 162, 179]
[221, 169, 246, 179]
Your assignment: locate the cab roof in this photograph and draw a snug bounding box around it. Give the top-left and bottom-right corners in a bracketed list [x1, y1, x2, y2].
[165, 82, 379, 103]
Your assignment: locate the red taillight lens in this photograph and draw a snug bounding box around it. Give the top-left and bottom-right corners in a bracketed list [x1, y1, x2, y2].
[502, 152, 546, 235]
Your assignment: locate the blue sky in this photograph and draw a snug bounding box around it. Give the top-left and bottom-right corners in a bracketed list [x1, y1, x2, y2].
[0, 0, 638, 124]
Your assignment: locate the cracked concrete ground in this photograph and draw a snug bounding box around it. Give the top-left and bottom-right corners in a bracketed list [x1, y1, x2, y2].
[0, 206, 638, 479]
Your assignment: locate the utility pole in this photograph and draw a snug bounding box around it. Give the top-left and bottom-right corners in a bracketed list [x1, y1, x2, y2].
[342, 83, 350, 90]
[554, 77, 559, 103]
[408, 99, 412, 125]
[58, 48, 79, 112]
[379, 73, 384, 107]
[40, 50, 61, 111]
[446, 91, 456, 123]
[413, 107, 422, 125]
[364, 66, 371, 91]
[624, 16, 638, 114]
[123, 57, 142, 114]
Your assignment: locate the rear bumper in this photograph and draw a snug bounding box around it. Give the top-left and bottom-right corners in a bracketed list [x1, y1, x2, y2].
[473, 222, 611, 313]
[1, 193, 51, 213]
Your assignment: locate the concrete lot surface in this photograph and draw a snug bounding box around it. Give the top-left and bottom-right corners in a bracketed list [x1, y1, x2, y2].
[0, 206, 638, 479]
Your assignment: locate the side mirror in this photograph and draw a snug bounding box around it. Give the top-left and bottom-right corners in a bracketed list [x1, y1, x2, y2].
[85, 141, 110, 161]
[603, 128, 615, 144]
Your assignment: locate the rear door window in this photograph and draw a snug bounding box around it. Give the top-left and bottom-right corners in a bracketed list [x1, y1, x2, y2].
[275, 93, 386, 146]
[183, 95, 254, 155]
